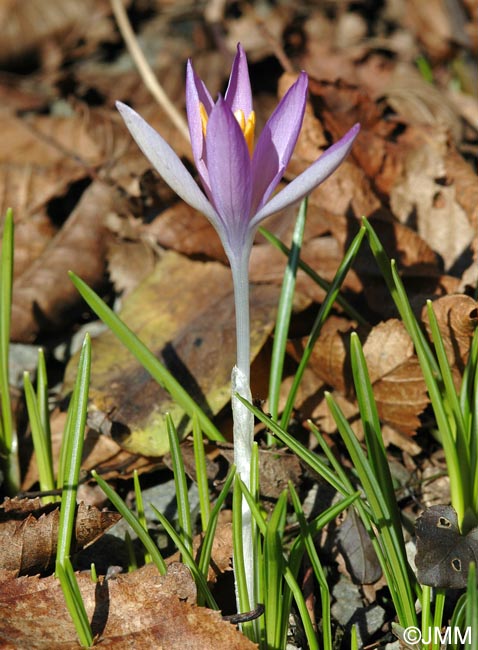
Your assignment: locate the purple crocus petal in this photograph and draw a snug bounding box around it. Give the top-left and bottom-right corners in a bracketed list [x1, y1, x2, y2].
[250, 123, 360, 229]
[250, 72, 308, 215]
[116, 101, 225, 237]
[185, 61, 214, 195]
[206, 97, 252, 248]
[224, 44, 253, 117]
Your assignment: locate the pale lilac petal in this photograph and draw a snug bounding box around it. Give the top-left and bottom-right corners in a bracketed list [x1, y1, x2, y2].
[206, 98, 252, 247]
[116, 101, 226, 238]
[250, 123, 360, 229]
[250, 72, 308, 214]
[224, 44, 253, 116]
[185, 61, 214, 195]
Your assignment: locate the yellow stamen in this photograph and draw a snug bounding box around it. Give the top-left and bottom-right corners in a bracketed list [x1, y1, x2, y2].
[244, 111, 255, 157]
[199, 103, 256, 157]
[199, 102, 208, 137]
[235, 109, 256, 157]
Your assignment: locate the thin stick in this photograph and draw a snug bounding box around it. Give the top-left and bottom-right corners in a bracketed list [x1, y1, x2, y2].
[110, 0, 190, 142]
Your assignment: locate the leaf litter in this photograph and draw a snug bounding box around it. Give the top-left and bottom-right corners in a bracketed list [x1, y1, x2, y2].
[1, 0, 478, 647]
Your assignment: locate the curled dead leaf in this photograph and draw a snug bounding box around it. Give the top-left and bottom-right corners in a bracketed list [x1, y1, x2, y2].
[0, 499, 121, 575]
[422, 294, 478, 384]
[0, 563, 257, 649]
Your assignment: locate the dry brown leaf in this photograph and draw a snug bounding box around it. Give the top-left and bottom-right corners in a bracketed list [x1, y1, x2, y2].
[388, 126, 473, 271]
[0, 562, 257, 649]
[167, 523, 234, 585]
[305, 75, 476, 277]
[403, 0, 469, 61]
[0, 111, 103, 223]
[291, 318, 429, 436]
[146, 201, 228, 263]
[445, 147, 478, 258]
[279, 72, 381, 220]
[10, 181, 122, 342]
[379, 64, 462, 142]
[0, 0, 114, 62]
[251, 203, 445, 317]
[422, 294, 478, 385]
[0, 500, 120, 575]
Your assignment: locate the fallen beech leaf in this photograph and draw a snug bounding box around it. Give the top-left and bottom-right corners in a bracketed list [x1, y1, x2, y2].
[11, 181, 121, 342]
[292, 318, 429, 436]
[64, 251, 279, 456]
[389, 126, 473, 271]
[0, 563, 257, 649]
[445, 147, 478, 260]
[0, 500, 121, 575]
[422, 294, 478, 384]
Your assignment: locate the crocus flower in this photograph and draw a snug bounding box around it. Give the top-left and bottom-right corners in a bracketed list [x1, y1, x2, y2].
[117, 46, 359, 274]
[117, 44, 359, 612]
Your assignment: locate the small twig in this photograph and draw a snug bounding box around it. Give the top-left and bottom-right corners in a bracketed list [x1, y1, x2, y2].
[222, 603, 265, 624]
[110, 0, 190, 143]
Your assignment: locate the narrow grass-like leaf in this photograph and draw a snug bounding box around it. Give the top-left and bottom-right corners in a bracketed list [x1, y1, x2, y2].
[56, 559, 93, 647]
[283, 568, 319, 650]
[92, 470, 167, 573]
[149, 503, 218, 610]
[426, 300, 467, 441]
[325, 391, 416, 626]
[235, 397, 354, 496]
[259, 228, 367, 325]
[431, 590, 446, 650]
[309, 423, 393, 576]
[263, 490, 287, 650]
[362, 218, 439, 375]
[197, 466, 235, 580]
[54, 336, 93, 650]
[281, 225, 367, 429]
[465, 564, 478, 650]
[133, 470, 152, 564]
[192, 413, 210, 531]
[0, 208, 19, 494]
[36, 348, 52, 448]
[166, 413, 193, 554]
[250, 442, 261, 640]
[56, 335, 91, 568]
[23, 372, 55, 503]
[57, 405, 72, 490]
[233, 477, 251, 615]
[124, 531, 138, 572]
[268, 198, 307, 422]
[289, 482, 331, 650]
[236, 395, 417, 627]
[389, 262, 466, 522]
[350, 333, 404, 537]
[69, 271, 225, 444]
[426, 300, 471, 502]
[460, 330, 478, 509]
[365, 219, 470, 520]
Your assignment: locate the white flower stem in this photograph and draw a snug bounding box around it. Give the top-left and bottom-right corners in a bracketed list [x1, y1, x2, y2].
[229, 250, 255, 610]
